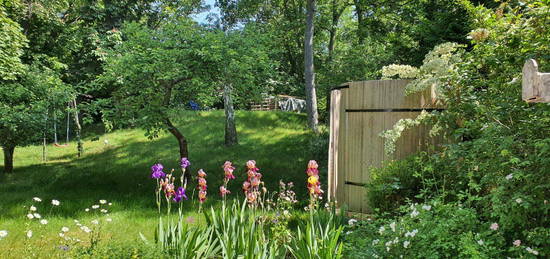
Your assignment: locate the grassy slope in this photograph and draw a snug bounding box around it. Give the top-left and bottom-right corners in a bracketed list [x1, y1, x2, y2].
[0, 110, 318, 256]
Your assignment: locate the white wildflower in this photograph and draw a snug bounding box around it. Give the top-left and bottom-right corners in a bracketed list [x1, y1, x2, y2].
[345, 231, 353, 235]
[106, 218, 112, 222]
[33, 213, 41, 219]
[59, 233, 65, 237]
[80, 226, 91, 233]
[51, 200, 60, 206]
[422, 205, 431, 211]
[92, 205, 99, 209]
[100, 209, 108, 213]
[26, 230, 33, 238]
[490, 223, 499, 231]
[91, 220, 99, 225]
[108, 203, 112, 206]
[410, 209, 419, 218]
[372, 239, 379, 245]
[403, 241, 410, 248]
[33, 197, 42, 202]
[390, 222, 396, 232]
[0, 230, 7, 238]
[30, 206, 37, 212]
[505, 174, 513, 180]
[378, 226, 385, 235]
[85, 208, 90, 212]
[27, 214, 34, 219]
[477, 239, 484, 245]
[99, 200, 107, 204]
[526, 247, 539, 255]
[515, 198, 522, 204]
[348, 219, 358, 226]
[61, 227, 69, 232]
[40, 219, 48, 225]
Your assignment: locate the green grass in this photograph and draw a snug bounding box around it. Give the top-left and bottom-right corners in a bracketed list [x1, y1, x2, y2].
[0, 110, 321, 257]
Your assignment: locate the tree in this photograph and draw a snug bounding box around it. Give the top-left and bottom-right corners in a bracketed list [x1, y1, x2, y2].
[0, 64, 72, 173]
[304, 0, 319, 132]
[0, 6, 26, 80]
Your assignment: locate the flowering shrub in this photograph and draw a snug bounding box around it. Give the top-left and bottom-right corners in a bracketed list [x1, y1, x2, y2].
[345, 202, 507, 258]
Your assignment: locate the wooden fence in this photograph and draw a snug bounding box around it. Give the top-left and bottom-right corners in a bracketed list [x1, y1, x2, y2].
[327, 80, 443, 213]
[251, 97, 278, 111]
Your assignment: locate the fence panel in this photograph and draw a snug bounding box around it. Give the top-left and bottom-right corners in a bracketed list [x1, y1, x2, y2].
[328, 80, 442, 213]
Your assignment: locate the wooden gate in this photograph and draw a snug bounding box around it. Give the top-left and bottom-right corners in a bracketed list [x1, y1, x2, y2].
[327, 80, 442, 213]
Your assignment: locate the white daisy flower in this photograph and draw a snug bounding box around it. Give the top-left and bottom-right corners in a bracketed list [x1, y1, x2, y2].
[348, 219, 358, 226]
[30, 206, 37, 212]
[403, 241, 410, 248]
[0, 230, 7, 238]
[33, 197, 42, 202]
[100, 209, 108, 213]
[99, 200, 107, 204]
[80, 226, 91, 233]
[27, 214, 34, 219]
[92, 205, 100, 209]
[106, 218, 112, 222]
[505, 174, 513, 180]
[61, 227, 69, 232]
[51, 200, 60, 206]
[85, 208, 90, 212]
[33, 213, 41, 219]
[40, 219, 48, 225]
[26, 230, 33, 238]
[422, 205, 431, 211]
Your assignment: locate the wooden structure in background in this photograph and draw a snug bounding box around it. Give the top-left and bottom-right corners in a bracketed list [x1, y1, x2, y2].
[251, 97, 278, 111]
[328, 80, 443, 213]
[522, 59, 550, 103]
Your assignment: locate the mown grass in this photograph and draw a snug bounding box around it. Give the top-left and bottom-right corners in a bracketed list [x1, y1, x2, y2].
[0, 110, 322, 257]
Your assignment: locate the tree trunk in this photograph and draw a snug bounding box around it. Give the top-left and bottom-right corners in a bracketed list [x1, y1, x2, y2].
[3, 146, 15, 174]
[164, 118, 190, 181]
[162, 80, 191, 180]
[72, 98, 83, 157]
[304, 0, 319, 133]
[354, 0, 365, 44]
[223, 84, 238, 146]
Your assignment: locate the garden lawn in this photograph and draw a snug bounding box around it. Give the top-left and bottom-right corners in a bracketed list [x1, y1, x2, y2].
[0, 110, 319, 257]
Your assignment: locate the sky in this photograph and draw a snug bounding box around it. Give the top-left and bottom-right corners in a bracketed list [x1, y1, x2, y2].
[191, 0, 220, 24]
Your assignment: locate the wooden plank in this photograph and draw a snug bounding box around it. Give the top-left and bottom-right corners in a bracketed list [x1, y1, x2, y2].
[345, 111, 363, 212]
[328, 89, 341, 202]
[339, 88, 349, 207]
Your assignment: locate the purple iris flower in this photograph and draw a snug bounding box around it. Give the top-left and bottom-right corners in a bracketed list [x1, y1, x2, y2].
[151, 163, 166, 179]
[180, 157, 191, 169]
[173, 187, 188, 202]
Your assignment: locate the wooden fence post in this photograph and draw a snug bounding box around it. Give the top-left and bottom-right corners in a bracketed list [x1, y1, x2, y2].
[522, 59, 550, 103]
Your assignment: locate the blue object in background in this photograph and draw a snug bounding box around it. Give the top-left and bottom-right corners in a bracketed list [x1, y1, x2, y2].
[189, 100, 200, 111]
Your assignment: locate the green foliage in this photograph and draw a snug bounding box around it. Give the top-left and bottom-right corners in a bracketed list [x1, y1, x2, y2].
[204, 200, 286, 258]
[0, 62, 73, 150]
[356, 1, 550, 258]
[345, 202, 506, 258]
[153, 217, 220, 258]
[287, 210, 344, 259]
[0, 6, 26, 80]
